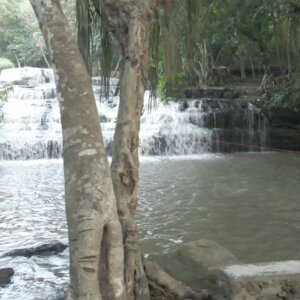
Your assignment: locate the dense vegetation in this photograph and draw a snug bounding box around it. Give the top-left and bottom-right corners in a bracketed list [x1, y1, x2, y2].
[0, 0, 46, 66]
[1, 0, 300, 108]
[0, 0, 75, 67]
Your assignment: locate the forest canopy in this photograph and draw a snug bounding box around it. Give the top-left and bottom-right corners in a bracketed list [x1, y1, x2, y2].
[1, 0, 300, 108]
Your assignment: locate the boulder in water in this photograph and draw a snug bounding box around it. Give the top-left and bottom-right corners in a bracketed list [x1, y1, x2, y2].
[150, 239, 238, 299]
[0, 268, 14, 286]
[2, 242, 68, 258]
[100, 114, 108, 122]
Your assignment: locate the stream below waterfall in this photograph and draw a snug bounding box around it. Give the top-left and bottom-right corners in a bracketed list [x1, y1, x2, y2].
[0, 153, 300, 299]
[0, 68, 299, 299]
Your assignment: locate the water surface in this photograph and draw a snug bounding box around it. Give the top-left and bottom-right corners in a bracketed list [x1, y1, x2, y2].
[0, 152, 300, 299]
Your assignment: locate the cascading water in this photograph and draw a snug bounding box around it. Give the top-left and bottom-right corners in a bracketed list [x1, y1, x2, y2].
[140, 100, 213, 155]
[0, 68, 60, 160]
[0, 67, 268, 160]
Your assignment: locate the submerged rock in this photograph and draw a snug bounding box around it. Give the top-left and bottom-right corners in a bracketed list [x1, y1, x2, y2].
[0, 268, 14, 286]
[1, 242, 68, 258]
[150, 239, 238, 300]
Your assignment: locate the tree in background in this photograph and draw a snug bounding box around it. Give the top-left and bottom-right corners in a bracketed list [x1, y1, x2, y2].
[2, 0, 300, 96]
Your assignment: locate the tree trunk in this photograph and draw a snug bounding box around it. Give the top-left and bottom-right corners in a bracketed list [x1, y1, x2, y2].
[15, 54, 21, 68]
[40, 46, 51, 68]
[250, 56, 255, 79]
[162, 0, 179, 93]
[287, 23, 292, 79]
[239, 56, 247, 80]
[291, 23, 300, 60]
[96, 1, 155, 299]
[110, 9, 153, 300]
[258, 40, 271, 76]
[29, 1, 126, 300]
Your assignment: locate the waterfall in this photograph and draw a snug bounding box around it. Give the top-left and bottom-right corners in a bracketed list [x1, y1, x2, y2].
[140, 99, 212, 155]
[0, 67, 268, 160]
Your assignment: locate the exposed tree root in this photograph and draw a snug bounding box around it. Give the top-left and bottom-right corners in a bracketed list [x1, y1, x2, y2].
[135, 248, 151, 300]
[144, 260, 214, 300]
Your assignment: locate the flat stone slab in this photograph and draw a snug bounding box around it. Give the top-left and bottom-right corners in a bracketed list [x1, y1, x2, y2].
[224, 260, 300, 278]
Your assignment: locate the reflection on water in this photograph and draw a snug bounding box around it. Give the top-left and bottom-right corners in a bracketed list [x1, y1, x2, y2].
[0, 153, 300, 299]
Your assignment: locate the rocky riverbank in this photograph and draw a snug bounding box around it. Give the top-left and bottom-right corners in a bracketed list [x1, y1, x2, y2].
[150, 240, 300, 300]
[2, 240, 300, 300]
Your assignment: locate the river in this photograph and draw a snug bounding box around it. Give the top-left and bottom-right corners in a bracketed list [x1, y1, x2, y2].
[0, 152, 300, 300]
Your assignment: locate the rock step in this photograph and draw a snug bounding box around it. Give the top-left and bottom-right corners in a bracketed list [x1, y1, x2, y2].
[184, 87, 242, 99]
[224, 262, 300, 300]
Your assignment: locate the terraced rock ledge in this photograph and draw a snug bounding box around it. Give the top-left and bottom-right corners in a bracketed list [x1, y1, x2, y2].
[224, 261, 300, 300]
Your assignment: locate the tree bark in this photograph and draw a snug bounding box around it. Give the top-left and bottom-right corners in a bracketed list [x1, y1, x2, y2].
[15, 54, 21, 68]
[291, 23, 300, 60]
[111, 10, 153, 300]
[162, 0, 179, 92]
[287, 23, 292, 79]
[40, 46, 51, 68]
[250, 56, 255, 79]
[95, 1, 156, 299]
[239, 56, 247, 80]
[29, 1, 126, 299]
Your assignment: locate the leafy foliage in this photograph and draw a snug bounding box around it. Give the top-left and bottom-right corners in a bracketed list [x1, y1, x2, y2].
[0, 84, 13, 122]
[263, 70, 300, 109]
[0, 57, 14, 71]
[0, 0, 47, 67]
[0, 84, 13, 101]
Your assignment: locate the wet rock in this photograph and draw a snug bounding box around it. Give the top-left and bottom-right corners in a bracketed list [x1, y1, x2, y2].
[2, 242, 68, 258]
[11, 79, 29, 86]
[179, 100, 189, 111]
[150, 239, 237, 300]
[266, 108, 300, 152]
[53, 289, 67, 300]
[184, 88, 241, 99]
[104, 140, 114, 156]
[100, 114, 108, 123]
[47, 140, 62, 159]
[0, 268, 14, 286]
[230, 274, 300, 300]
[268, 126, 300, 151]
